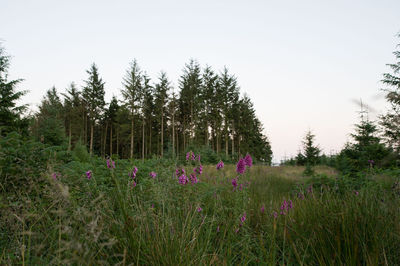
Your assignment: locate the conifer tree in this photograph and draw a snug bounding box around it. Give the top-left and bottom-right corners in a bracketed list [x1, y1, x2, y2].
[122, 60, 142, 159]
[380, 34, 400, 153]
[154, 71, 170, 157]
[35, 87, 66, 146]
[106, 96, 119, 156]
[301, 130, 320, 175]
[82, 63, 106, 155]
[178, 59, 202, 149]
[0, 44, 28, 136]
[62, 82, 82, 151]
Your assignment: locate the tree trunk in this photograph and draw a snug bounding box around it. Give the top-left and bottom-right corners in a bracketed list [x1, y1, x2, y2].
[89, 122, 94, 155]
[172, 112, 175, 158]
[205, 120, 209, 147]
[130, 116, 134, 159]
[116, 126, 119, 157]
[110, 124, 113, 156]
[231, 122, 235, 158]
[103, 122, 108, 158]
[225, 131, 228, 156]
[142, 120, 145, 162]
[161, 111, 164, 157]
[68, 120, 72, 152]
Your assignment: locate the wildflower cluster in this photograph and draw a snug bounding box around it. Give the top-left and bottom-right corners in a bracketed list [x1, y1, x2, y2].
[51, 172, 61, 180]
[186, 151, 196, 161]
[107, 159, 116, 169]
[86, 170, 92, 180]
[178, 174, 188, 185]
[149, 171, 157, 179]
[279, 199, 293, 215]
[130, 166, 138, 179]
[216, 160, 224, 170]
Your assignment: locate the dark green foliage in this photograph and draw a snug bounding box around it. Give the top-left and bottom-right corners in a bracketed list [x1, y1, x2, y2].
[33, 87, 66, 146]
[337, 116, 393, 174]
[380, 34, 400, 153]
[0, 132, 55, 192]
[0, 44, 28, 136]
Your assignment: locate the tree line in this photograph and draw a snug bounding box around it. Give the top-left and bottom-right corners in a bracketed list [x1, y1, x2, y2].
[0, 47, 272, 163]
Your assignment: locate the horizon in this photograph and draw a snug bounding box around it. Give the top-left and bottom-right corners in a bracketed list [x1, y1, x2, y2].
[2, 0, 400, 162]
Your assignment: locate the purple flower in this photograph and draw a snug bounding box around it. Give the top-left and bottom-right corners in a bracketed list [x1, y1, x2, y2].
[272, 211, 278, 218]
[261, 205, 265, 213]
[298, 193, 305, 200]
[239, 184, 243, 191]
[130, 166, 138, 179]
[368, 160, 375, 165]
[236, 158, 246, 174]
[178, 174, 188, 185]
[86, 170, 92, 180]
[232, 178, 238, 189]
[354, 191, 359, 196]
[194, 165, 203, 175]
[186, 151, 196, 161]
[240, 212, 246, 223]
[196, 155, 201, 161]
[176, 168, 185, 177]
[244, 154, 253, 168]
[131, 180, 137, 188]
[288, 200, 293, 209]
[307, 185, 313, 194]
[107, 159, 116, 169]
[149, 171, 157, 179]
[197, 207, 202, 212]
[52, 172, 58, 180]
[217, 226, 220, 232]
[216, 160, 224, 170]
[190, 173, 198, 184]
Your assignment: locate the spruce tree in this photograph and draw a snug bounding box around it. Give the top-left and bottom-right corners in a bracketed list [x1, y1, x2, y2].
[301, 130, 320, 175]
[0, 44, 28, 136]
[154, 71, 170, 157]
[380, 34, 400, 153]
[35, 87, 66, 146]
[122, 60, 142, 159]
[82, 63, 106, 155]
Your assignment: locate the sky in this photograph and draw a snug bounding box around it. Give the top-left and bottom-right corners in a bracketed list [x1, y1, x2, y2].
[1, 0, 400, 163]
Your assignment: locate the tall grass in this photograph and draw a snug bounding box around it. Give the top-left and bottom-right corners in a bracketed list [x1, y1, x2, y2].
[1, 161, 400, 265]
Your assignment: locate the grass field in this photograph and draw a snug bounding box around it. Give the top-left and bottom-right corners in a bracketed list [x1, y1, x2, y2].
[2, 159, 400, 265]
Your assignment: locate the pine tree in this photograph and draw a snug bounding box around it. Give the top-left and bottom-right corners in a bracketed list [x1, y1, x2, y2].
[106, 96, 119, 156]
[62, 82, 82, 151]
[122, 60, 142, 159]
[154, 71, 170, 157]
[0, 44, 28, 136]
[338, 108, 392, 173]
[35, 87, 66, 146]
[380, 34, 400, 152]
[301, 130, 320, 176]
[178, 59, 202, 149]
[82, 63, 106, 155]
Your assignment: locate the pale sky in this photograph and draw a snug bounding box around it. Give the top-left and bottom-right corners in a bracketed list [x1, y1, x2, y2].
[1, 0, 400, 163]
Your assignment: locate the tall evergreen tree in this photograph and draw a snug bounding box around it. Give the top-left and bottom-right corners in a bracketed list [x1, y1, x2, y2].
[380, 34, 400, 153]
[0, 44, 28, 136]
[106, 96, 119, 156]
[122, 60, 142, 159]
[178, 59, 202, 149]
[82, 63, 106, 155]
[35, 87, 66, 146]
[154, 71, 170, 157]
[62, 82, 82, 151]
